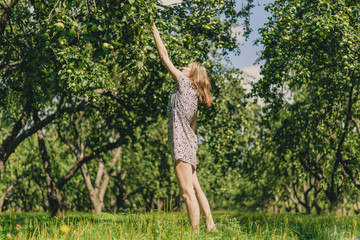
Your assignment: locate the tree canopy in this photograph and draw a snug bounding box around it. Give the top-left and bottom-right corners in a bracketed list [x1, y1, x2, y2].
[2, 0, 360, 216]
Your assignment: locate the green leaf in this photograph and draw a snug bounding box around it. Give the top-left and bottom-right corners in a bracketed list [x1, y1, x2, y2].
[124, 4, 131, 11]
[137, 61, 144, 68]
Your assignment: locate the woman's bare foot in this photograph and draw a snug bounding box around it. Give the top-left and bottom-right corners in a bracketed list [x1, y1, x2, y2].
[206, 225, 218, 232]
[205, 216, 217, 232]
[191, 226, 200, 234]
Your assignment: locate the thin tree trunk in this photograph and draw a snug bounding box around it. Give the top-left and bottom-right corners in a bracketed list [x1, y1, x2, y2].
[353, 117, 360, 133]
[283, 184, 302, 213]
[81, 147, 122, 214]
[284, 200, 292, 212]
[98, 147, 122, 209]
[0, 176, 24, 212]
[342, 197, 347, 216]
[354, 202, 360, 215]
[81, 163, 102, 214]
[115, 165, 127, 210]
[311, 185, 323, 215]
[0, 160, 4, 180]
[273, 194, 279, 213]
[98, 168, 110, 211]
[328, 85, 355, 211]
[33, 178, 49, 211]
[36, 128, 63, 216]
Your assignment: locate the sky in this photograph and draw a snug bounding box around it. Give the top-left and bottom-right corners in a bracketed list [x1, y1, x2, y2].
[160, 0, 273, 80]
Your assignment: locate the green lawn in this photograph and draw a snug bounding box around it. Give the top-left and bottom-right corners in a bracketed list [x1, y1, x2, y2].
[0, 211, 359, 239]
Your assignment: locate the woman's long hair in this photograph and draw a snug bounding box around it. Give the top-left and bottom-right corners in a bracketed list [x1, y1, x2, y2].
[188, 62, 212, 107]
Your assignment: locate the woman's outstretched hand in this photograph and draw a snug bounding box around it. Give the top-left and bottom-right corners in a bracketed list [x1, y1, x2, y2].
[151, 21, 157, 33]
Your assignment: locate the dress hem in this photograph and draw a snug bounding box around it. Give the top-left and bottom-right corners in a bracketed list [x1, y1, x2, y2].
[173, 159, 196, 170]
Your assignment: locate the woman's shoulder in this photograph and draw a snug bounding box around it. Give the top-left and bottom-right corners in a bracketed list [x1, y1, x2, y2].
[178, 73, 196, 91]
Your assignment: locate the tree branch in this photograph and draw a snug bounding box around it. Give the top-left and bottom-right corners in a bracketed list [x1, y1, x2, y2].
[0, 175, 24, 212]
[0, 0, 20, 35]
[332, 85, 355, 193]
[56, 138, 123, 190]
[57, 129, 77, 153]
[81, 163, 95, 195]
[48, 0, 61, 18]
[0, 99, 86, 177]
[94, 159, 105, 191]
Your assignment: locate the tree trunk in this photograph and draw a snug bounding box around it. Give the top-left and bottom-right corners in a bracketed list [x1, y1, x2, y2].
[283, 184, 302, 213]
[154, 199, 164, 210]
[313, 199, 323, 215]
[115, 168, 127, 210]
[81, 147, 121, 214]
[0, 159, 3, 180]
[33, 178, 50, 211]
[0, 176, 24, 212]
[325, 189, 340, 212]
[81, 163, 102, 214]
[37, 128, 63, 216]
[284, 200, 292, 212]
[49, 187, 63, 217]
[342, 197, 347, 216]
[354, 202, 360, 215]
[273, 194, 279, 213]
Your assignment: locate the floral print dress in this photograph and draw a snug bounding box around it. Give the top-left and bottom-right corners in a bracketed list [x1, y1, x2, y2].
[167, 73, 198, 169]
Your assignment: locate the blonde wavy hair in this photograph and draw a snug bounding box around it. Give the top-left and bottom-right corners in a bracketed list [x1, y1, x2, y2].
[188, 62, 213, 107]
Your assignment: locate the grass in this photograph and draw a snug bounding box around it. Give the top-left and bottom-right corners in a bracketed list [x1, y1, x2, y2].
[1, 211, 360, 239]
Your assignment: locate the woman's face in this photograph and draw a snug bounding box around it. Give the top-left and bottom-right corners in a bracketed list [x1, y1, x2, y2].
[182, 63, 192, 77]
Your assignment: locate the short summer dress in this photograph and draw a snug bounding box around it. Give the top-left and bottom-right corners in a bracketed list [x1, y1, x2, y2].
[167, 73, 198, 169]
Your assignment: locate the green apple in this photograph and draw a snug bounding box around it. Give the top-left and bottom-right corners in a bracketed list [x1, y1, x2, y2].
[55, 22, 65, 31]
[69, 28, 76, 36]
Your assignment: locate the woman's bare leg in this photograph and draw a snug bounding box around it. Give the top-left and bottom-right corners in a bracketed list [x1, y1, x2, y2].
[192, 171, 217, 232]
[174, 160, 200, 232]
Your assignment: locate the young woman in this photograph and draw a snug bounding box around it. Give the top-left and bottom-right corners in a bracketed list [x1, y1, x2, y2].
[151, 21, 217, 232]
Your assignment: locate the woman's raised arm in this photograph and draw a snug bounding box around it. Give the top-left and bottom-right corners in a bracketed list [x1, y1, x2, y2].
[151, 21, 181, 80]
